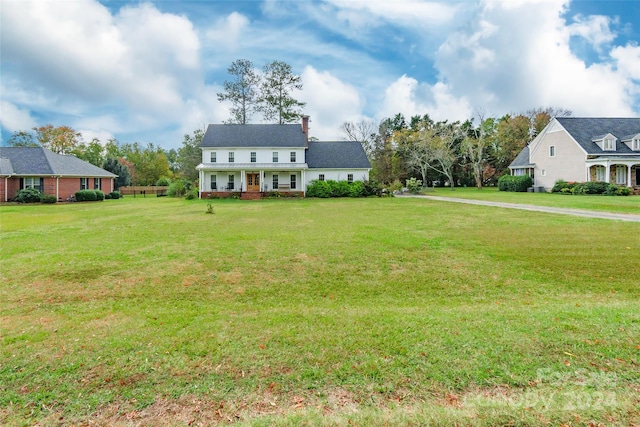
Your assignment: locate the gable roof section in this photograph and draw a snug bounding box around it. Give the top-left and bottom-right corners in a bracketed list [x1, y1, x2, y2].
[555, 117, 640, 154]
[201, 124, 307, 148]
[306, 141, 370, 169]
[0, 147, 116, 177]
[508, 146, 533, 168]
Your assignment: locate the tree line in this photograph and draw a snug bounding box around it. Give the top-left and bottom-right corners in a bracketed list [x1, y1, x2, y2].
[6, 124, 205, 189]
[340, 107, 571, 189]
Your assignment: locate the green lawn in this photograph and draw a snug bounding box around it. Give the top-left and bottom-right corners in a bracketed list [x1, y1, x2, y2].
[426, 186, 640, 214]
[1, 197, 639, 426]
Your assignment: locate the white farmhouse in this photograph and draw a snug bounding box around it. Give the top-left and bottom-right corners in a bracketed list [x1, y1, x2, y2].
[197, 116, 371, 199]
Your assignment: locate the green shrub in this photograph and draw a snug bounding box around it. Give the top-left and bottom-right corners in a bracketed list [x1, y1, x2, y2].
[604, 184, 631, 196]
[185, 188, 198, 200]
[363, 180, 383, 197]
[75, 190, 98, 202]
[104, 193, 112, 199]
[156, 177, 171, 186]
[406, 177, 422, 194]
[109, 191, 121, 199]
[15, 188, 42, 203]
[582, 181, 608, 194]
[167, 179, 188, 197]
[40, 194, 57, 204]
[552, 180, 576, 193]
[329, 180, 351, 197]
[306, 180, 332, 198]
[498, 175, 533, 192]
[349, 181, 365, 198]
[95, 190, 105, 201]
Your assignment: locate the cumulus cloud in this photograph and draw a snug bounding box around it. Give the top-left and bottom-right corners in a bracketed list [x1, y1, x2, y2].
[568, 14, 617, 51]
[433, 0, 638, 117]
[205, 12, 250, 52]
[299, 66, 364, 140]
[1, 0, 204, 145]
[379, 75, 472, 122]
[0, 101, 38, 133]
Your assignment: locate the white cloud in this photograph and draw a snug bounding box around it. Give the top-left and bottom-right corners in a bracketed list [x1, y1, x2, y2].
[433, 0, 638, 117]
[0, 101, 38, 133]
[1, 0, 203, 145]
[205, 12, 250, 52]
[568, 14, 617, 51]
[300, 66, 364, 140]
[379, 75, 472, 122]
[611, 43, 640, 80]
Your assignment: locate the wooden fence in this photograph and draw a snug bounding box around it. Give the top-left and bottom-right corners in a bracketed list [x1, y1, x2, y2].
[119, 186, 168, 197]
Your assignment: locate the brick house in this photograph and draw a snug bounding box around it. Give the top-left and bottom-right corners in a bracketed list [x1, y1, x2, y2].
[197, 116, 371, 199]
[509, 117, 640, 191]
[0, 147, 116, 202]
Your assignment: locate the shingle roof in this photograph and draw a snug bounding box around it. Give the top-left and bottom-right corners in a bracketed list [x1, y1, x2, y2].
[0, 147, 116, 177]
[508, 146, 533, 168]
[306, 141, 371, 169]
[200, 124, 308, 148]
[556, 117, 640, 154]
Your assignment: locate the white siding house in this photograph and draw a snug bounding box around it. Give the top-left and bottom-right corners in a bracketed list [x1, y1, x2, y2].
[197, 117, 370, 198]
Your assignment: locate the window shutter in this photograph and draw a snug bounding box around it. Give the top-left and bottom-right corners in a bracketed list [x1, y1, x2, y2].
[20, 178, 24, 189]
[40, 178, 44, 190]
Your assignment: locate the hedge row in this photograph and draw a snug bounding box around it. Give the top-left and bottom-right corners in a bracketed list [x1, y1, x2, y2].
[552, 180, 630, 196]
[306, 179, 383, 198]
[497, 175, 533, 192]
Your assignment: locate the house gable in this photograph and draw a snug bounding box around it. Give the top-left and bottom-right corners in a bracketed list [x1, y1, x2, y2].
[621, 133, 640, 151]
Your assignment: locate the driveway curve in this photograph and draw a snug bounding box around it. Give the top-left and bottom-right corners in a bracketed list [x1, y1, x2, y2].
[398, 194, 640, 222]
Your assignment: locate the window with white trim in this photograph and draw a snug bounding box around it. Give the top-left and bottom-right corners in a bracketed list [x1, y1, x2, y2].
[633, 138, 640, 151]
[615, 166, 626, 184]
[603, 138, 615, 151]
[348, 174, 353, 183]
[251, 152, 256, 163]
[549, 145, 555, 157]
[228, 152, 234, 163]
[541, 170, 546, 177]
[24, 177, 42, 191]
[210, 152, 216, 163]
[595, 166, 606, 181]
[228, 174, 235, 190]
[290, 174, 296, 189]
[272, 152, 278, 163]
[94, 178, 101, 189]
[272, 174, 279, 189]
[290, 151, 296, 162]
[80, 177, 89, 190]
[211, 174, 217, 190]
[318, 174, 325, 181]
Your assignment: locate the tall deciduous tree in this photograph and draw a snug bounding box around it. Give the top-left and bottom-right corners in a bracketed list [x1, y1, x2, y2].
[217, 59, 261, 124]
[73, 138, 105, 167]
[259, 60, 305, 124]
[339, 120, 377, 159]
[177, 128, 204, 182]
[33, 125, 82, 154]
[462, 115, 496, 189]
[7, 130, 38, 147]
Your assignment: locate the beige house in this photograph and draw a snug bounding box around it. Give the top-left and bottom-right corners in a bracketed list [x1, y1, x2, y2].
[509, 117, 640, 192]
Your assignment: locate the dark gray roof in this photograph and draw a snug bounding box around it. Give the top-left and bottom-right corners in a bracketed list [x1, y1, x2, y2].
[556, 117, 640, 154]
[0, 147, 116, 177]
[508, 146, 533, 168]
[201, 124, 308, 148]
[306, 141, 371, 169]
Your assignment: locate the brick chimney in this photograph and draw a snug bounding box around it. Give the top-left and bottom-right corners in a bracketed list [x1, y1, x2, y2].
[302, 115, 309, 147]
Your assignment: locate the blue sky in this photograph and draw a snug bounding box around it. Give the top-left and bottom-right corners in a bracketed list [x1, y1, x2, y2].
[1, 0, 639, 149]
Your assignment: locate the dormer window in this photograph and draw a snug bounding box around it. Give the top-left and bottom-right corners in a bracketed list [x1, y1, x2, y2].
[593, 133, 617, 151]
[622, 134, 640, 151]
[603, 137, 615, 151]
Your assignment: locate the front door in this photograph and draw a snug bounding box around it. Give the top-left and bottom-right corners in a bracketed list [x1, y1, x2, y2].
[636, 167, 640, 186]
[247, 173, 260, 191]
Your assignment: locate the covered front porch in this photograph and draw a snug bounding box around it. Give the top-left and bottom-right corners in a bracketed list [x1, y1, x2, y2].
[197, 164, 308, 199]
[586, 158, 640, 192]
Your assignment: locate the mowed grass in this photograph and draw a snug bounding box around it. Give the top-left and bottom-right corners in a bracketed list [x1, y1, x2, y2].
[428, 186, 640, 214]
[1, 197, 639, 426]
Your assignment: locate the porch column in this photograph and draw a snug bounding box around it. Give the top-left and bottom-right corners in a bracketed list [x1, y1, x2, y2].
[628, 164, 632, 187]
[605, 163, 611, 183]
[586, 165, 591, 182]
[199, 169, 203, 196]
[240, 170, 245, 192]
[260, 170, 264, 191]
